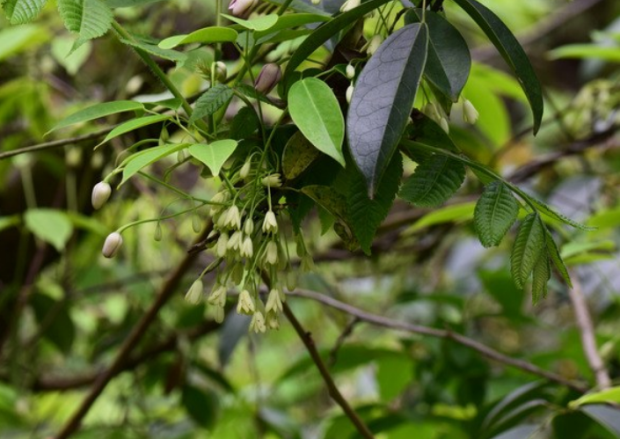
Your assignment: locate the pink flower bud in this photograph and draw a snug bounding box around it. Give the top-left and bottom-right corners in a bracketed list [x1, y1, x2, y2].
[102, 232, 123, 258]
[228, 0, 256, 18]
[254, 63, 282, 95]
[91, 181, 111, 210]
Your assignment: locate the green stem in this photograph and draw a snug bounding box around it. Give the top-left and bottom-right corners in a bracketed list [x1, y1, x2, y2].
[117, 202, 209, 233]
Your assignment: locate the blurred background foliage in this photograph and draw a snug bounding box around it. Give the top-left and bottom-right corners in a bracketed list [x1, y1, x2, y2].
[1, 0, 620, 438]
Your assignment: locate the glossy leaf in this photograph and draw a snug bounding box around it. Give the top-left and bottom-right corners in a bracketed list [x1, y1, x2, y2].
[223, 13, 278, 31]
[474, 181, 519, 247]
[348, 23, 428, 195]
[282, 131, 321, 180]
[581, 405, 620, 436]
[399, 154, 465, 207]
[348, 153, 403, 254]
[453, 0, 543, 133]
[48, 100, 145, 133]
[57, 0, 113, 50]
[158, 27, 239, 49]
[24, 209, 73, 251]
[289, 77, 345, 166]
[2, 0, 46, 24]
[571, 386, 620, 408]
[120, 144, 188, 185]
[98, 114, 170, 147]
[190, 84, 233, 124]
[406, 9, 471, 101]
[510, 213, 545, 289]
[531, 253, 550, 304]
[188, 140, 238, 176]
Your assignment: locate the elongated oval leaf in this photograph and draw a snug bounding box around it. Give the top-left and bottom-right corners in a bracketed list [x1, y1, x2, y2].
[158, 27, 239, 49]
[222, 13, 278, 31]
[282, 131, 321, 180]
[453, 0, 543, 133]
[510, 213, 545, 289]
[98, 114, 171, 147]
[190, 84, 233, 124]
[120, 143, 188, 185]
[2, 0, 46, 24]
[254, 13, 329, 39]
[57, 0, 113, 50]
[474, 181, 519, 247]
[406, 9, 471, 101]
[24, 209, 73, 251]
[289, 77, 345, 166]
[531, 252, 550, 304]
[188, 140, 238, 176]
[348, 23, 428, 196]
[284, 0, 392, 85]
[571, 387, 620, 408]
[545, 230, 572, 287]
[399, 154, 465, 207]
[48, 100, 145, 133]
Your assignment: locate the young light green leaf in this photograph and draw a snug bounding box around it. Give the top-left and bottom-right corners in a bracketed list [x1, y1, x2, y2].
[188, 140, 238, 176]
[399, 154, 465, 207]
[531, 252, 550, 305]
[549, 45, 620, 62]
[348, 23, 428, 196]
[0, 24, 48, 61]
[474, 181, 519, 247]
[57, 0, 113, 50]
[120, 143, 188, 185]
[190, 84, 233, 124]
[404, 202, 476, 235]
[406, 9, 471, 101]
[24, 209, 73, 251]
[98, 114, 170, 147]
[254, 13, 329, 39]
[510, 213, 545, 289]
[222, 13, 278, 31]
[570, 387, 620, 409]
[348, 153, 403, 254]
[2, 0, 46, 24]
[48, 100, 145, 134]
[289, 77, 345, 167]
[453, 0, 543, 133]
[282, 131, 321, 180]
[545, 230, 572, 287]
[158, 27, 239, 49]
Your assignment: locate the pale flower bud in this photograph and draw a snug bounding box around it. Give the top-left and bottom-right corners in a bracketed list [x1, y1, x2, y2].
[208, 285, 227, 307]
[286, 272, 297, 292]
[192, 214, 201, 233]
[224, 205, 242, 229]
[214, 306, 225, 323]
[240, 159, 252, 180]
[422, 102, 440, 123]
[311, 0, 320, 4]
[216, 232, 229, 257]
[463, 99, 479, 124]
[214, 61, 227, 83]
[227, 230, 243, 251]
[228, 0, 256, 18]
[265, 240, 278, 265]
[262, 211, 278, 234]
[154, 223, 162, 242]
[367, 35, 383, 56]
[243, 218, 255, 236]
[102, 232, 123, 258]
[266, 312, 280, 330]
[346, 85, 354, 104]
[91, 181, 111, 210]
[261, 174, 282, 188]
[185, 279, 203, 304]
[250, 310, 267, 333]
[345, 64, 355, 79]
[439, 117, 450, 134]
[240, 236, 254, 258]
[265, 288, 283, 313]
[340, 0, 360, 12]
[254, 63, 282, 95]
[237, 289, 255, 314]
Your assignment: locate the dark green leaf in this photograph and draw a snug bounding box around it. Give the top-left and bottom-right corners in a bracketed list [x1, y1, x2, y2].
[300, 185, 348, 221]
[531, 252, 550, 304]
[479, 269, 524, 320]
[452, 0, 543, 133]
[406, 9, 471, 101]
[581, 405, 620, 437]
[545, 230, 572, 287]
[474, 181, 519, 247]
[399, 154, 465, 207]
[190, 84, 233, 124]
[181, 385, 219, 428]
[348, 153, 402, 254]
[523, 194, 593, 230]
[31, 293, 75, 354]
[57, 0, 113, 50]
[282, 131, 321, 180]
[219, 313, 250, 367]
[348, 23, 428, 195]
[510, 213, 545, 289]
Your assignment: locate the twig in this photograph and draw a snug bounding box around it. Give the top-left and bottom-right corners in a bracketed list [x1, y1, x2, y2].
[567, 272, 611, 390]
[282, 303, 375, 439]
[53, 224, 214, 439]
[328, 317, 360, 367]
[288, 289, 588, 393]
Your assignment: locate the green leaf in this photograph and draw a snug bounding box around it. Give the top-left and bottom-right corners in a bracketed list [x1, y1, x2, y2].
[282, 131, 321, 180]
[0, 215, 20, 233]
[120, 143, 188, 185]
[300, 185, 348, 222]
[48, 100, 145, 134]
[474, 181, 519, 247]
[549, 45, 620, 62]
[347, 153, 403, 254]
[581, 405, 620, 437]
[510, 213, 545, 289]
[190, 84, 233, 124]
[452, 0, 543, 133]
[284, 0, 392, 85]
[0, 24, 49, 61]
[404, 201, 476, 234]
[545, 230, 572, 287]
[188, 140, 238, 176]
[523, 194, 593, 230]
[106, 0, 163, 7]
[98, 114, 170, 147]
[399, 154, 465, 207]
[158, 27, 239, 49]
[289, 77, 345, 166]
[57, 0, 113, 50]
[181, 385, 219, 429]
[222, 13, 279, 31]
[24, 208, 73, 251]
[348, 23, 428, 195]
[51, 37, 92, 75]
[571, 387, 620, 409]
[119, 38, 187, 62]
[254, 13, 329, 38]
[2, 0, 46, 24]
[31, 293, 75, 353]
[531, 253, 550, 304]
[406, 9, 471, 101]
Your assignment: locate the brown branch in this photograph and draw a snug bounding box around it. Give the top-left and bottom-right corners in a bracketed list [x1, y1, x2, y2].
[282, 303, 375, 439]
[53, 223, 214, 439]
[567, 272, 611, 390]
[288, 289, 588, 393]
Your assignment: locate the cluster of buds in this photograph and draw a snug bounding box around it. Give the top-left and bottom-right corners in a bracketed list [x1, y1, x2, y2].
[254, 63, 282, 95]
[422, 102, 450, 133]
